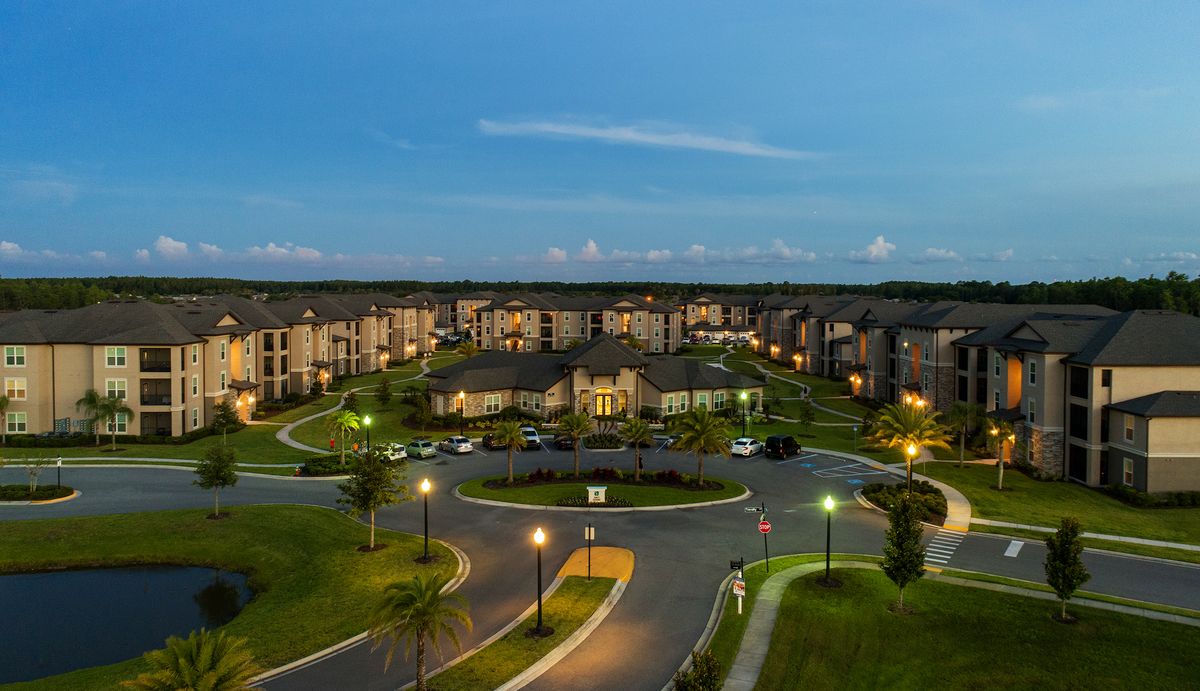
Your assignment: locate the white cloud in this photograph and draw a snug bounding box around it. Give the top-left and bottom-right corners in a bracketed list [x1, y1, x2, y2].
[365, 128, 415, 150]
[0, 241, 24, 257]
[544, 247, 568, 263]
[992, 249, 1014, 262]
[577, 239, 604, 262]
[88, 250, 107, 261]
[422, 256, 445, 265]
[134, 249, 150, 262]
[154, 235, 189, 259]
[645, 249, 673, 263]
[914, 247, 961, 263]
[241, 194, 303, 210]
[849, 235, 895, 263]
[767, 239, 817, 263]
[1145, 251, 1200, 262]
[198, 242, 224, 259]
[478, 119, 819, 160]
[684, 245, 708, 262]
[246, 242, 323, 262]
[1016, 87, 1173, 113]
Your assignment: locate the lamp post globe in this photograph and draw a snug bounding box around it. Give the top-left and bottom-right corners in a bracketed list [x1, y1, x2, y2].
[740, 391, 748, 437]
[458, 391, 466, 436]
[823, 495, 835, 584]
[419, 478, 431, 562]
[362, 414, 372, 451]
[531, 527, 551, 636]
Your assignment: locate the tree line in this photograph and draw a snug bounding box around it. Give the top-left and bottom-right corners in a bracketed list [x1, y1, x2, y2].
[1, 271, 1199, 315]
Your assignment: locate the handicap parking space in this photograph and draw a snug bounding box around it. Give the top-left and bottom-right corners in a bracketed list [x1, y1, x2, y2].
[774, 451, 892, 486]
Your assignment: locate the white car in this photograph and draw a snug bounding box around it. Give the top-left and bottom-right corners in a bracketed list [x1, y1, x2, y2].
[518, 425, 542, 449]
[439, 436, 474, 454]
[375, 442, 408, 462]
[731, 437, 763, 457]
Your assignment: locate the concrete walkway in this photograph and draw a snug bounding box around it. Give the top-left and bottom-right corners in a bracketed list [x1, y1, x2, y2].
[817, 448, 973, 532]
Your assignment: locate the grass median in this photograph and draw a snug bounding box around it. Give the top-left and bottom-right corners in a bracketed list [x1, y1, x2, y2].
[0, 505, 456, 690]
[457, 476, 746, 507]
[756, 568, 1200, 689]
[0, 424, 312, 465]
[428, 576, 614, 690]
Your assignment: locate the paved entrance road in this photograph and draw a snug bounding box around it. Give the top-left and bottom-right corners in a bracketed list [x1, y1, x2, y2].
[4, 448, 1199, 690]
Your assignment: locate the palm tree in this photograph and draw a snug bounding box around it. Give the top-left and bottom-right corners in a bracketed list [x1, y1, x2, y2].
[622, 335, 643, 351]
[867, 402, 951, 492]
[75, 388, 105, 446]
[564, 338, 584, 351]
[368, 571, 472, 691]
[0, 394, 8, 445]
[454, 341, 479, 358]
[121, 628, 261, 690]
[327, 410, 361, 466]
[493, 420, 526, 485]
[945, 402, 985, 468]
[670, 408, 730, 487]
[989, 419, 1016, 490]
[557, 412, 592, 479]
[620, 417, 653, 482]
[96, 395, 133, 451]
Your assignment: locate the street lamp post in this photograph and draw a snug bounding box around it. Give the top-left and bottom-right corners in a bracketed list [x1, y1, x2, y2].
[458, 391, 465, 437]
[740, 391, 748, 437]
[419, 478, 431, 562]
[905, 443, 917, 493]
[530, 527, 552, 637]
[362, 414, 372, 452]
[821, 495, 839, 587]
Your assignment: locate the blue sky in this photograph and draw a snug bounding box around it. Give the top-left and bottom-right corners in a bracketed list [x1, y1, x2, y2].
[2, 1, 1198, 282]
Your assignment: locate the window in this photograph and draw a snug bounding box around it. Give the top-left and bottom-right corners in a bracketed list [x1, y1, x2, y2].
[191, 375, 199, 397]
[654, 314, 660, 323]
[636, 327, 642, 337]
[697, 393, 708, 409]
[106, 346, 126, 367]
[922, 372, 931, 392]
[520, 392, 529, 409]
[654, 327, 660, 338]
[485, 326, 491, 336]
[580, 326, 585, 336]
[1069, 366, 1088, 399]
[105, 378, 126, 400]
[245, 366, 252, 380]
[1123, 457, 1134, 486]
[106, 412, 128, 434]
[1101, 369, 1112, 387]
[565, 313, 570, 321]
[679, 393, 688, 412]
[5, 377, 26, 400]
[219, 341, 227, 361]
[192, 408, 199, 429]
[1027, 397, 1037, 425]
[7, 411, 26, 433]
[563, 326, 569, 335]
[714, 392, 725, 409]
[1124, 414, 1134, 442]
[1028, 361, 1037, 386]
[532, 394, 542, 412]
[653, 342, 660, 352]
[579, 312, 585, 321]
[993, 353, 1001, 377]
[220, 372, 227, 392]
[608, 313, 614, 323]
[993, 390, 1000, 410]
[4, 346, 25, 367]
[485, 394, 501, 414]
[191, 344, 199, 364]
[524, 341, 532, 352]
[305, 330, 310, 345]
[608, 328, 614, 335]
[666, 395, 675, 414]
[245, 339, 251, 357]
[636, 313, 643, 323]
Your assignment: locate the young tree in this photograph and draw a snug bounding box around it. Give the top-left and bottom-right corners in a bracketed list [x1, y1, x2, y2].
[376, 377, 392, 408]
[75, 388, 105, 446]
[564, 338, 584, 351]
[556, 412, 592, 479]
[25, 457, 49, 498]
[327, 410, 361, 466]
[880, 493, 926, 611]
[413, 395, 433, 431]
[97, 394, 134, 451]
[671, 650, 722, 691]
[337, 452, 412, 550]
[210, 400, 241, 445]
[989, 420, 1016, 490]
[619, 417, 653, 482]
[867, 402, 951, 492]
[454, 341, 479, 358]
[194, 446, 238, 519]
[670, 408, 731, 487]
[342, 391, 361, 416]
[368, 571, 472, 691]
[794, 399, 816, 433]
[945, 402, 985, 468]
[493, 420, 526, 485]
[120, 628, 260, 691]
[1044, 517, 1091, 622]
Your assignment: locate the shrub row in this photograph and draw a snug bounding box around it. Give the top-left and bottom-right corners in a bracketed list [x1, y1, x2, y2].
[556, 495, 633, 508]
[862, 480, 948, 523]
[301, 454, 355, 476]
[5, 426, 218, 448]
[582, 433, 622, 449]
[1104, 483, 1200, 508]
[0, 484, 74, 501]
[515, 467, 712, 488]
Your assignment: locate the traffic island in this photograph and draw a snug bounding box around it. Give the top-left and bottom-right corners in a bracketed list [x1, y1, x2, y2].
[421, 547, 634, 691]
[455, 475, 749, 510]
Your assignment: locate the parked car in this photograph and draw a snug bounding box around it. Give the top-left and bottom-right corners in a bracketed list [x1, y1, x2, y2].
[439, 436, 474, 454]
[764, 434, 801, 459]
[405, 439, 438, 459]
[553, 436, 576, 451]
[662, 434, 682, 448]
[374, 442, 408, 462]
[731, 437, 764, 457]
[480, 433, 508, 450]
[519, 425, 542, 449]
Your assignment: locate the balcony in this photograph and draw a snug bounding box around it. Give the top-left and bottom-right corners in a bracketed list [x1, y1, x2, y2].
[140, 381, 172, 406]
[140, 348, 172, 373]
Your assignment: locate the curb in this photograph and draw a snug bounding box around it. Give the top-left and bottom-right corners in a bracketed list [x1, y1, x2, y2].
[452, 483, 753, 513]
[852, 488, 947, 530]
[3, 463, 347, 481]
[662, 569, 738, 690]
[0, 489, 81, 506]
[252, 537, 471, 685]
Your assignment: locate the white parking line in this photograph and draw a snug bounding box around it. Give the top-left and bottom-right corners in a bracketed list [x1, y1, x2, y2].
[1004, 540, 1024, 558]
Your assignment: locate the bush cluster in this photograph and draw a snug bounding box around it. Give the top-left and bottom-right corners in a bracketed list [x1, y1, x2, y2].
[1105, 483, 1200, 508]
[0, 484, 74, 501]
[582, 433, 622, 449]
[302, 454, 357, 476]
[862, 480, 948, 522]
[6, 426, 214, 448]
[555, 495, 632, 508]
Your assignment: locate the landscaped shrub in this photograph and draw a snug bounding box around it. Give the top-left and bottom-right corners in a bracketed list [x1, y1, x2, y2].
[1105, 483, 1200, 508]
[0, 484, 74, 501]
[583, 433, 622, 449]
[302, 454, 356, 477]
[555, 495, 632, 508]
[639, 406, 661, 423]
[862, 480, 947, 523]
[590, 466, 625, 481]
[6, 426, 215, 448]
[527, 467, 559, 482]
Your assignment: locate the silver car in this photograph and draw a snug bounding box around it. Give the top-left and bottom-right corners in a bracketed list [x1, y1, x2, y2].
[439, 436, 474, 454]
[731, 437, 764, 457]
[405, 439, 438, 459]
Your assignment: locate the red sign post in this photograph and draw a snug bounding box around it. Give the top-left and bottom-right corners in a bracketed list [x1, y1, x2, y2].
[758, 520, 772, 534]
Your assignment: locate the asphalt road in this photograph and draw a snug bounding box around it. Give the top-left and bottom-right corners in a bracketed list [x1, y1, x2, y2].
[4, 446, 1199, 690]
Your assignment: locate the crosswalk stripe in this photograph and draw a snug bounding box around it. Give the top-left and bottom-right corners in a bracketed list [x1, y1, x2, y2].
[924, 557, 949, 564]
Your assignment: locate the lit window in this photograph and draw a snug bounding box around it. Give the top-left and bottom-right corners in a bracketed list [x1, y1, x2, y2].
[5, 377, 26, 400]
[1124, 414, 1134, 442]
[485, 394, 501, 414]
[1123, 457, 1134, 486]
[4, 346, 26, 367]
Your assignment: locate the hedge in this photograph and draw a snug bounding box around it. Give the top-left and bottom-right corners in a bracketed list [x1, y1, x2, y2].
[862, 480, 948, 523]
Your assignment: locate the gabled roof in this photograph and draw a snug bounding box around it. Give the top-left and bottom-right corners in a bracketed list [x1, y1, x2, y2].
[425, 351, 566, 393]
[1065, 311, 1200, 366]
[208, 295, 291, 329]
[263, 296, 359, 324]
[558, 333, 648, 375]
[850, 300, 926, 328]
[681, 293, 761, 307]
[952, 312, 1115, 352]
[902, 302, 1114, 329]
[1109, 391, 1200, 418]
[641, 358, 764, 392]
[0, 301, 218, 345]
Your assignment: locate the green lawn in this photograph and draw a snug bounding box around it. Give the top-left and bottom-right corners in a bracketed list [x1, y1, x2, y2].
[290, 396, 419, 449]
[262, 394, 343, 423]
[676, 344, 730, 357]
[755, 568, 1200, 690]
[429, 576, 615, 690]
[1, 424, 312, 465]
[920, 462, 1200, 545]
[733, 417, 902, 463]
[457, 476, 747, 507]
[967, 523, 1200, 565]
[0, 505, 455, 690]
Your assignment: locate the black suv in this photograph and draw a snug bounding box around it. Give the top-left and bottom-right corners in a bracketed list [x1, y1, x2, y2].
[480, 433, 508, 450]
[764, 434, 801, 459]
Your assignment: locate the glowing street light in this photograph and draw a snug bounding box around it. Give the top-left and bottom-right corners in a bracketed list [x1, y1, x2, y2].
[740, 391, 749, 437]
[419, 478, 432, 562]
[363, 414, 372, 451]
[530, 527, 552, 637]
[458, 391, 466, 436]
[822, 495, 837, 586]
[905, 443, 918, 493]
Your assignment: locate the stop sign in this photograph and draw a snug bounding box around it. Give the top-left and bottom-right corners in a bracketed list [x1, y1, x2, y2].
[758, 520, 772, 534]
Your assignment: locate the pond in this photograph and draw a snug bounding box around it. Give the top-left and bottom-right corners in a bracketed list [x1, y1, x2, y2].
[0, 565, 253, 684]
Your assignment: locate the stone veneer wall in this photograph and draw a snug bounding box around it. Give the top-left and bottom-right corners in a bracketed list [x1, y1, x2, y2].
[932, 365, 957, 411]
[1015, 421, 1064, 479]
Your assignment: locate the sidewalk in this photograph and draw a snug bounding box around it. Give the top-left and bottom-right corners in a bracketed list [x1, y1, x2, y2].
[970, 517, 1200, 552]
[817, 448, 973, 532]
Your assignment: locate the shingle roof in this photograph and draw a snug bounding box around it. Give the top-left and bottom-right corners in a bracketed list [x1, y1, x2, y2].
[952, 312, 1115, 351]
[262, 296, 359, 324]
[641, 357, 764, 392]
[559, 333, 649, 375]
[902, 302, 1114, 329]
[208, 295, 291, 329]
[1065, 310, 1200, 366]
[1108, 391, 1200, 418]
[0, 301, 223, 345]
[850, 300, 926, 328]
[425, 351, 566, 393]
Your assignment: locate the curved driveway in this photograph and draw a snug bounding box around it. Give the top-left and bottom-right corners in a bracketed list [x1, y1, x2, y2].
[4, 445, 1199, 690]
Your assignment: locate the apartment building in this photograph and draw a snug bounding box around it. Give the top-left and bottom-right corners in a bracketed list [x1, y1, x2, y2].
[393, 293, 440, 357]
[472, 293, 682, 354]
[677, 293, 761, 328]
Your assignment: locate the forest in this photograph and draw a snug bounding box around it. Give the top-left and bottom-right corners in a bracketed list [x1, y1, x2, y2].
[0, 272, 1198, 315]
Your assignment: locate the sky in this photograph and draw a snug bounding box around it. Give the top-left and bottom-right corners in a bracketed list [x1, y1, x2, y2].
[2, 1, 1199, 283]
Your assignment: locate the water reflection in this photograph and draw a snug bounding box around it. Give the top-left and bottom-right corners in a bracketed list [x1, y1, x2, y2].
[195, 571, 245, 627]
